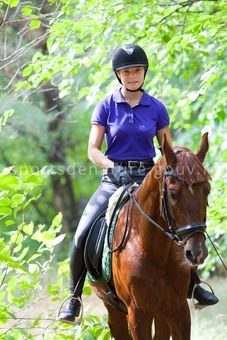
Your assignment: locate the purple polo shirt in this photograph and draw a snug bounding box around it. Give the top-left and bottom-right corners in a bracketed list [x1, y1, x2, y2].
[91, 89, 170, 160]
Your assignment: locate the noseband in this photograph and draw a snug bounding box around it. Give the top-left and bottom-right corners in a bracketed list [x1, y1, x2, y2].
[162, 165, 207, 245]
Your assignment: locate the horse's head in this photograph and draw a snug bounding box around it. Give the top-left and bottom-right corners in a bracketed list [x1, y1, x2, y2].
[160, 133, 210, 266]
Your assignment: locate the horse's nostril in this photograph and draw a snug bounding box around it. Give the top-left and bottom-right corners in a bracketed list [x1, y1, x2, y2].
[186, 250, 195, 263]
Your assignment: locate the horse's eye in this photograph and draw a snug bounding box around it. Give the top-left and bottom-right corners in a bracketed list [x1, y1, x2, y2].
[169, 191, 177, 200]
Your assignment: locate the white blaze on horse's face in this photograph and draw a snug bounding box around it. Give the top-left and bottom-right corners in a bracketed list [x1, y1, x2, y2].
[188, 185, 193, 195]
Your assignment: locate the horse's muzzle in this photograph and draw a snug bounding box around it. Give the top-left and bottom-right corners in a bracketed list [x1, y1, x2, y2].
[184, 233, 208, 265]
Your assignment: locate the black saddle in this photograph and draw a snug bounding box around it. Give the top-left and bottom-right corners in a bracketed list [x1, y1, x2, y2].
[84, 183, 133, 282]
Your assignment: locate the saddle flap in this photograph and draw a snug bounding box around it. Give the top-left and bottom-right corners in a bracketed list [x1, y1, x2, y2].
[84, 210, 107, 280]
[84, 183, 138, 283]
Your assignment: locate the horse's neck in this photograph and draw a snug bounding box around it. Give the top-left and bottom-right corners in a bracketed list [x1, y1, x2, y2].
[133, 172, 173, 262]
[136, 171, 160, 217]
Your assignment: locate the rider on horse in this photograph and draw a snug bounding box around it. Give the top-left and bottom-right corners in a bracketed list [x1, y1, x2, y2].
[58, 44, 218, 324]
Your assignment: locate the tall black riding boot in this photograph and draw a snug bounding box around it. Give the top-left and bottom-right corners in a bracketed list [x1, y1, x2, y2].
[58, 245, 87, 324]
[188, 268, 219, 307]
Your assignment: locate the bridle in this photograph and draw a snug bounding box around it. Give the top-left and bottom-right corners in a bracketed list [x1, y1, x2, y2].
[111, 159, 227, 270]
[161, 165, 207, 245]
[128, 163, 207, 246]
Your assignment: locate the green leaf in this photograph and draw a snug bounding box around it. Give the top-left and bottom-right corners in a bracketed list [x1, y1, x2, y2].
[0, 175, 19, 188]
[51, 233, 65, 246]
[32, 230, 43, 242]
[82, 333, 96, 340]
[11, 194, 25, 207]
[19, 246, 29, 260]
[101, 330, 111, 340]
[21, 6, 33, 16]
[23, 222, 34, 235]
[0, 207, 12, 216]
[5, 220, 15, 226]
[22, 65, 33, 77]
[82, 285, 92, 296]
[50, 212, 62, 231]
[29, 19, 41, 30]
[7, 0, 19, 8]
[47, 284, 59, 295]
[25, 174, 43, 185]
[0, 110, 14, 131]
[0, 252, 26, 271]
[0, 199, 11, 206]
[28, 254, 41, 262]
[32, 51, 44, 61]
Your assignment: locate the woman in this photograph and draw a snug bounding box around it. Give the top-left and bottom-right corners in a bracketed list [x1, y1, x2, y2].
[58, 44, 218, 324]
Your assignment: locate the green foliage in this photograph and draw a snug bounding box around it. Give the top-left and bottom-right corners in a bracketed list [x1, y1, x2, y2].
[0, 160, 64, 336]
[0, 0, 226, 337]
[0, 112, 106, 338]
[0, 110, 14, 132]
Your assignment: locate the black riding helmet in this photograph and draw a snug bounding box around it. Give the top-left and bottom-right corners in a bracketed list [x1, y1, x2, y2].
[112, 44, 149, 87]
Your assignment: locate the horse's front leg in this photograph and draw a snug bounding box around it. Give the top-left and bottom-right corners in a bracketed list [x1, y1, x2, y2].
[153, 315, 171, 340]
[104, 302, 131, 340]
[127, 304, 153, 340]
[166, 301, 191, 340]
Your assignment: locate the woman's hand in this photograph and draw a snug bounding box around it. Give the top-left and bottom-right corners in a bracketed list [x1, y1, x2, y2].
[110, 165, 133, 186]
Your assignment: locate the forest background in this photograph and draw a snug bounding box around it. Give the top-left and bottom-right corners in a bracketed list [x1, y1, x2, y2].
[0, 0, 226, 339]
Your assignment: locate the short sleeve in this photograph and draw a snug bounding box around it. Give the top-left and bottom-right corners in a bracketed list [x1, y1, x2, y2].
[91, 99, 108, 127]
[156, 101, 170, 131]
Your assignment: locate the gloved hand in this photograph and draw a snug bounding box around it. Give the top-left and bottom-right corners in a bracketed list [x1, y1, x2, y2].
[111, 165, 133, 186]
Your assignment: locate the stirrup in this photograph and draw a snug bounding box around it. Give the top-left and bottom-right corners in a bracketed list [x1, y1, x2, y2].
[192, 280, 214, 311]
[57, 295, 83, 324]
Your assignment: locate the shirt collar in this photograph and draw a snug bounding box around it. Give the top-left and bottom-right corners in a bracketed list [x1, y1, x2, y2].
[112, 88, 152, 106]
[112, 89, 125, 103]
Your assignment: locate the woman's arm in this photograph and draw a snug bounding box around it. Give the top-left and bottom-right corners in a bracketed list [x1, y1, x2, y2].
[88, 124, 114, 169]
[156, 126, 173, 148]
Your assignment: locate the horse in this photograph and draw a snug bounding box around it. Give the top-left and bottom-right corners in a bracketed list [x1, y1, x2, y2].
[89, 133, 210, 340]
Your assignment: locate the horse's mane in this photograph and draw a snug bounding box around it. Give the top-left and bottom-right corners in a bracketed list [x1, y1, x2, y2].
[172, 148, 211, 185]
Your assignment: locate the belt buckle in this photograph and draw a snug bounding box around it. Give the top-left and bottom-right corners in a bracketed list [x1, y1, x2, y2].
[139, 161, 144, 168]
[128, 161, 135, 168]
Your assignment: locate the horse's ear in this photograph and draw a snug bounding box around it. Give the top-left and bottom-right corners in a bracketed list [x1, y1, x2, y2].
[162, 134, 176, 166]
[195, 132, 209, 163]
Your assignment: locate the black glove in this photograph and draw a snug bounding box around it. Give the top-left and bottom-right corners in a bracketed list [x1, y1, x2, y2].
[111, 165, 133, 186]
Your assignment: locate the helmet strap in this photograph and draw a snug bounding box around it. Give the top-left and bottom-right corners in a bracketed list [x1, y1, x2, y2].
[125, 85, 143, 92]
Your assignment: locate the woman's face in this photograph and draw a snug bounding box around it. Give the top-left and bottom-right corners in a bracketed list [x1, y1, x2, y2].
[116, 67, 145, 91]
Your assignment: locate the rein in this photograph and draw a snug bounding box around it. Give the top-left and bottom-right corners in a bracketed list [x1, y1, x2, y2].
[127, 190, 179, 242]
[127, 163, 207, 246]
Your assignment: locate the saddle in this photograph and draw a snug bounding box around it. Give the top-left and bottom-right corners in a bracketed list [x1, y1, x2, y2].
[84, 183, 137, 313]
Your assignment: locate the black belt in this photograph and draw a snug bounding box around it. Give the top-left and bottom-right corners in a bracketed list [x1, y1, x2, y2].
[113, 158, 154, 168]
